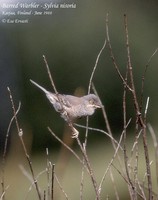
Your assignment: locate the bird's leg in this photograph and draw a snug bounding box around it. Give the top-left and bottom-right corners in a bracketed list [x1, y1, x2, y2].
[60, 110, 68, 119]
[67, 122, 79, 138]
[71, 126, 79, 138]
[59, 109, 79, 138]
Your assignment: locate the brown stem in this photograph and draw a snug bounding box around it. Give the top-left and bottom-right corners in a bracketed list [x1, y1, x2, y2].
[8, 88, 42, 200]
[124, 14, 153, 199]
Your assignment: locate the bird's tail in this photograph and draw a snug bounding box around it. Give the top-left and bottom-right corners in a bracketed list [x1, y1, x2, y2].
[30, 79, 48, 94]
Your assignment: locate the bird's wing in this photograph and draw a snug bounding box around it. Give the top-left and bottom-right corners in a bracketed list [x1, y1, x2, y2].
[61, 95, 82, 108]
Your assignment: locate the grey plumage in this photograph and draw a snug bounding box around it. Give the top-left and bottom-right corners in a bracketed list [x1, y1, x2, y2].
[30, 79, 102, 122]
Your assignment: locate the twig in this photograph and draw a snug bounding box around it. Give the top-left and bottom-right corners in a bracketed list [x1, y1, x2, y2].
[123, 14, 153, 199]
[0, 185, 9, 200]
[54, 174, 70, 200]
[43, 55, 79, 138]
[43, 55, 58, 95]
[109, 168, 119, 200]
[2, 102, 21, 164]
[19, 165, 33, 183]
[137, 179, 147, 200]
[105, 13, 132, 92]
[75, 123, 123, 150]
[43, 190, 46, 200]
[140, 48, 158, 112]
[81, 37, 106, 199]
[122, 65, 137, 200]
[7, 87, 42, 200]
[98, 127, 124, 195]
[130, 130, 142, 157]
[111, 164, 144, 199]
[46, 148, 52, 200]
[48, 127, 83, 166]
[80, 161, 85, 200]
[93, 83, 134, 197]
[45, 147, 55, 200]
[92, 81, 125, 176]
[144, 97, 150, 121]
[1, 102, 21, 200]
[51, 164, 55, 200]
[98, 119, 132, 195]
[46, 148, 50, 199]
[148, 123, 158, 194]
[123, 65, 135, 199]
[76, 137, 100, 199]
[106, 14, 153, 198]
[142, 161, 153, 190]
[92, 84, 121, 148]
[19, 164, 46, 200]
[129, 129, 142, 196]
[48, 126, 99, 195]
[88, 38, 107, 94]
[124, 15, 140, 115]
[133, 134, 139, 200]
[23, 169, 46, 200]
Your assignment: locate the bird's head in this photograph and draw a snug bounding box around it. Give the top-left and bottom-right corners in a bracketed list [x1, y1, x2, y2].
[85, 94, 103, 109]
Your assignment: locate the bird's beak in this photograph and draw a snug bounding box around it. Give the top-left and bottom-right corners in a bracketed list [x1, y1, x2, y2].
[94, 104, 104, 108]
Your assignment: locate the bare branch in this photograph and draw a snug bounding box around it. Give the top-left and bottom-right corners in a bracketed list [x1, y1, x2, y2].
[75, 123, 123, 151]
[51, 164, 55, 200]
[123, 14, 153, 199]
[42, 55, 80, 138]
[111, 164, 144, 199]
[140, 48, 158, 112]
[85, 37, 107, 145]
[75, 137, 100, 199]
[144, 97, 150, 119]
[109, 168, 119, 200]
[7, 87, 42, 200]
[88, 38, 106, 94]
[43, 55, 58, 95]
[54, 174, 70, 200]
[98, 127, 124, 195]
[0, 185, 9, 200]
[148, 124, 158, 193]
[106, 13, 132, 92]
[81, 38, 107, 199]
[1, 101, 21, 200]
[47, 127, 83, 166]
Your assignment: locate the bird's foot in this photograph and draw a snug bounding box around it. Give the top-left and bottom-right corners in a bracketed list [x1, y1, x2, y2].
[71, 127, 79, 138]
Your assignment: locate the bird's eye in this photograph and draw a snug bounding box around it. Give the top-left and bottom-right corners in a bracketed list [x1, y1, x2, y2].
[89, 99, 94, 104]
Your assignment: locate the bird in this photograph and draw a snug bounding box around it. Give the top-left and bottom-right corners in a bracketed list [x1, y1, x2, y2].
[30, 79, 102, 123]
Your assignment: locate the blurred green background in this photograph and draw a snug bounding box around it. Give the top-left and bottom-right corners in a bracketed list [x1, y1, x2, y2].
[1, 0, 158, 199]
[1, 0, 158, 150]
